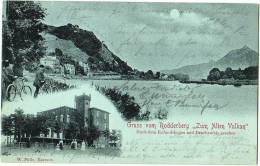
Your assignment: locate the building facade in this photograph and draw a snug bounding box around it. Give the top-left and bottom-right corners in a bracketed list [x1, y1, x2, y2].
[37, 94, 110, 147]
[40, 56, 59, 68]
[64, 64, 75, 75]
[79, 61, 90, 75]
[37, 106, 76, 139]
[90, 108, 109, 131]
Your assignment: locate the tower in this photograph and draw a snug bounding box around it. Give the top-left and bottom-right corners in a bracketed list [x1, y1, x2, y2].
[75, 93, 91, 127]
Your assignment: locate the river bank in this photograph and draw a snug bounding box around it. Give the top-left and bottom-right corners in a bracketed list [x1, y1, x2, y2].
[180, 79, 258, 87]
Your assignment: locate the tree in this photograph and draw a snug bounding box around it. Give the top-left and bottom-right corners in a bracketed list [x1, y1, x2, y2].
[145, 70, 154, 80]
[224, 67, 233, 79]
[2, 23, 14, 63]
[1, 115, 14, 145]
[3, 1, 46, 65]
[55, 48, 63, 57]
[207, 68, 221, 81]
[139, 111, 150, 120]
[155, 72, 161, 79]
[99, 87, 141, 120]
[65, 121, 80, 139]
[10, 108, 26, 142]
[157, 108, 168, 119]
[139, 71, 145, 79]
[168, 74, 175, 80]
[244, 66, 258, 80]
[233, 68, 246, 80]
[23, 114, 34, 137]
[220, 71, 226, 78]
[32, 115, 49, 137]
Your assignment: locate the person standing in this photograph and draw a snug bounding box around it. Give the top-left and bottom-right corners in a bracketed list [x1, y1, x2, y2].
[74, 139, 78, 150]
[71, 139, 75, 150]
[59, 140, 63, 150]
[33, 65, 45, 98]
[81, 141, 86, 151]
[55, 143, 60, 151]
[26, 136, 31, 148]
[2, 60, 16, 101]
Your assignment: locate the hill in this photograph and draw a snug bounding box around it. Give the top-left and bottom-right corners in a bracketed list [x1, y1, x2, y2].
[43, 24, 133, 74]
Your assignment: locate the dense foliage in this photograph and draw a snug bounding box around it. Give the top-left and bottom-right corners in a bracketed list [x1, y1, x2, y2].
[96, 86, 141, 120]
[1, 109, 49, 142]
[3, 1, 46, 64]
[207, 66, 258, 81]
[42, 77, 76, 92]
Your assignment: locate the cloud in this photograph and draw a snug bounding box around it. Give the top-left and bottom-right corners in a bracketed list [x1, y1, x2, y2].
[130, 8, 224, 36]
[160, 9, 216, 27]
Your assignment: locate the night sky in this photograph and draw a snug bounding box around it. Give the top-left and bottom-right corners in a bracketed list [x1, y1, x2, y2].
[41, 2, 258, 71]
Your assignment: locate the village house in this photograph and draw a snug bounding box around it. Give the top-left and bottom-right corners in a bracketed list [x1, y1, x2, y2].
[64, 63, 75, 75]
[79, 61, 90, 75]
[40, 56, 60, 68]
[160, 74, 169, 80]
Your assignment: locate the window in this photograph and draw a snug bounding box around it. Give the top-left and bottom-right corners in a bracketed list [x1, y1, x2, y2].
[96, 120, 99, 126]
[55, 115, 58, 121]
[67, 114, 70, 123]
[60, 114, 63, 122]
[104, 114, 107, 120]
[96, 111, 99, 118]
[104, 123, 107, 130]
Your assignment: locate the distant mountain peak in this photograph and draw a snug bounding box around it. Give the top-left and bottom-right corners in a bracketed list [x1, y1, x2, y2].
[239, 45, 255, 53]
[218, 45, 258, 66]
[242, 45, 250, 49]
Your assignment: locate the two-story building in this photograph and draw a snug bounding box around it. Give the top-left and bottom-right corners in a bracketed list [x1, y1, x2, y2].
[37, 106, 76, 139]
[37, 94, 110, 147]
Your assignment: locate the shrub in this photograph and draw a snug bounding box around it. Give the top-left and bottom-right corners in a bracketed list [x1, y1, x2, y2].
[96, 86, 141, 120]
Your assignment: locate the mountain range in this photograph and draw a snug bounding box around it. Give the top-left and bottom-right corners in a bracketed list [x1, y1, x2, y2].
[162, 45, 258, 79]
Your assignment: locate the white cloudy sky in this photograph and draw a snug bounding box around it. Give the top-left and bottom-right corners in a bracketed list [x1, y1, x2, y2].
[40, 2, 258, 71]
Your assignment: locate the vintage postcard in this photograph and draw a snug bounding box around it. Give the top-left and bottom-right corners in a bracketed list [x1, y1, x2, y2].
[0, 0, 259, 165]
